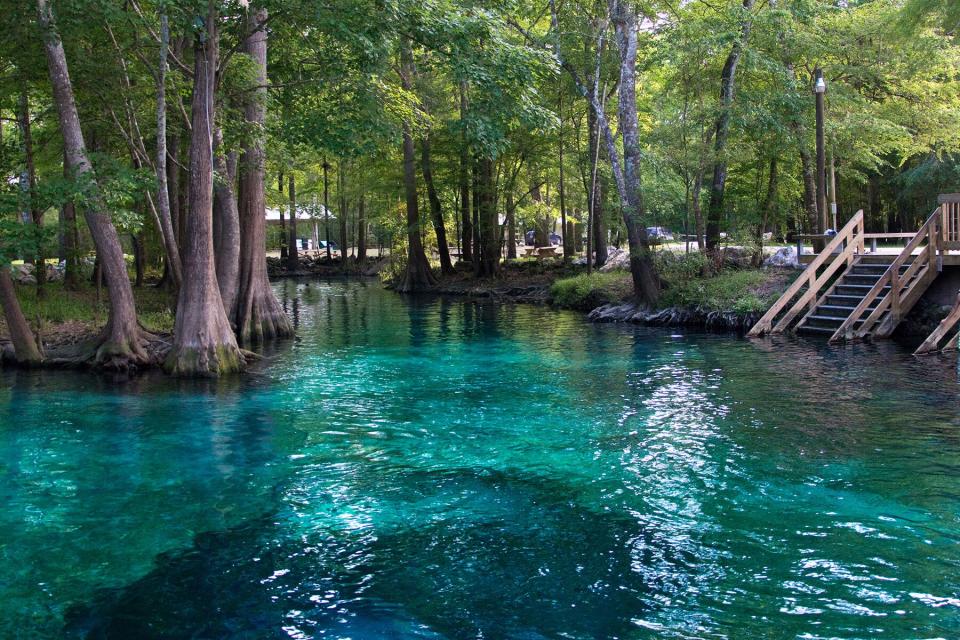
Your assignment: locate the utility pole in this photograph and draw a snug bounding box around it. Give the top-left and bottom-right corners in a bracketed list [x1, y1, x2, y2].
[814, 68, 828, 233]
[829, 149, 838, 231]
[322, 159, 331, 260]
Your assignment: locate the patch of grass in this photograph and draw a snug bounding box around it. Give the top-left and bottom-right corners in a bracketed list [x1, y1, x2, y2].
[659, 268, 778, 313]
[550, 272, 633, 310]
[10, 281, 176, 334]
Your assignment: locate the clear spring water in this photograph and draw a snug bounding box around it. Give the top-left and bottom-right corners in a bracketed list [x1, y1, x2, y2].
[1, 279, 959, 639]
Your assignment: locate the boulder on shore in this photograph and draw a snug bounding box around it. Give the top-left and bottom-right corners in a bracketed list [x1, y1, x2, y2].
[587, 301, 760, 332]
[763, 246, 800, 269]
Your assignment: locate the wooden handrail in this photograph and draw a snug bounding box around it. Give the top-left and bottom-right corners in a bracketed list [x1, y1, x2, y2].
[832, 206, 941, 342]
[748, 211, 864, 337]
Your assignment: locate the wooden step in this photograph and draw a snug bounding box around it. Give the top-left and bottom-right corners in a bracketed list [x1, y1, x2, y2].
[817, 304, 857, 318]
[825, 294, 880, 305]
[835, 283, 891, 296]
[797, 325, 837, 335]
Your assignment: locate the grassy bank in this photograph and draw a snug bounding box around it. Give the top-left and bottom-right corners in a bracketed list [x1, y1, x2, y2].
[1, 281, 175, 344]
[550, 253, 792, 314]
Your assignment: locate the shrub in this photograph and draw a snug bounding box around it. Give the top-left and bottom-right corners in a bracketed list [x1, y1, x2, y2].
[550, 272, 632, 310]
[658, 269, 775, 313]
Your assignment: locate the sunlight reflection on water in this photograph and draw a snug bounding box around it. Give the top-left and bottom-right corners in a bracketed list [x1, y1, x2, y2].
[0, 278, 958, 638]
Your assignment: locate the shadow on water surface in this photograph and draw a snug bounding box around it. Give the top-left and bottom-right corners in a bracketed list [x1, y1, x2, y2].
[64, 467, 695, 640]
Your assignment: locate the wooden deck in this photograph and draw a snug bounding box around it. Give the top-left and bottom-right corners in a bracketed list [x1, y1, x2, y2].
[751, 194, 960, 354]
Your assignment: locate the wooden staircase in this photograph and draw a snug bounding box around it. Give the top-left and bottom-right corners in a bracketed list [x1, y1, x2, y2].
[795, 254, 907, 337]
[749, 206, 944, 344]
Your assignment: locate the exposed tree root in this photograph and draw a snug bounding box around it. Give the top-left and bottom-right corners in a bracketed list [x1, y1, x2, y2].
[164, 342, 245, 378]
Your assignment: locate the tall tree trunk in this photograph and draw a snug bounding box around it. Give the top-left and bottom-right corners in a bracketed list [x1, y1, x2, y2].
[587, 102, 608, 267]
[168, 115, 182, 260]
[338, 163, 348, 270]
[18, 86, 45, 296]
[60, 154, 81, 291]
[506, 191, 517, 259]
[477, 157, 498, 276]
[213, 127, 240, 318]
[799, 147, 819, 234]
[356, 191, 366, 265]
[234, 6, 293, 343]
[611, 0, 660, 303]
[131, 232, 144, 287]
[38, 0, 149, 370]
[755, 156, 778, 266]
[397, 38, 437, 292]
[421, 136, 454, 274]
[471, 158, 481, 272]
[155, 10, 182, 290]
[287, 173, 299, 271]
[558, 89, 570, 260]
[705, 0, 756, 253]
[165, 7, 243, 377]
[278, 172, 288, 262]
[0, 268, 42, 366]
[458, 83, 472, 264]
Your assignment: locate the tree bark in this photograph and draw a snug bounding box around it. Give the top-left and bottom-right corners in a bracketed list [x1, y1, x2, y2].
[165, 7, 243, 377]
[421, 136, 454, 274]
[587, 92, 608, 267]
[705, 0, 756, 253]
[60, 155, 81, 291]
[234, 6, 293, 343]
[213, 127, 240, 318]
[506, 191, 517, 259]
[755, 156, 778, 266]
[287, 173, 299, 271]
[558, 89, 570, 260]
[0, 268, 42, 366]
[38, 0, 149, 370]
[356, 191, 366, 264]
[799, 147, 819, 234]
[338, 163, 348, 270]
[477, 156, 498, 276]
[610, 0, 660, 303]
[155, 11, 182, 290]
[18, 87, 45, 296]
[397, 38, 437, 292]
[458, 83, 472, 264]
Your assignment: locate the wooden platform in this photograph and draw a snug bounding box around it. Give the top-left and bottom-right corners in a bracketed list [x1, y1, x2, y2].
[751, 194, 960, 354]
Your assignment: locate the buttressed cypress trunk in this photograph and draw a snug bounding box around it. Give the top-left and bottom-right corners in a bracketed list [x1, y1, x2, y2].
[37, 0, 149, 370]
[166, 9, 243, 377]
[213, 126, 240, 319]
[397, 37, 437, 292]
[234, 6, 293, 343]
[0, 268, 42, 366]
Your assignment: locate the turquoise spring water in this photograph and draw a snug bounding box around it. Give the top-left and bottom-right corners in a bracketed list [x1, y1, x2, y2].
[1, 279, 959, 639]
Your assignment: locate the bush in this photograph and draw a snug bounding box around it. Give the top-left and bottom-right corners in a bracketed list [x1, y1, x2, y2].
[658, 268, 775, 313]
[550, 272, 632, 310]
[654, 251, 708, 285]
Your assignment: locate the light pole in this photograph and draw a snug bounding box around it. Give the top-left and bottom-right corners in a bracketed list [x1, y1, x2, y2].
[322, 159, 331, 260]
[814, 69, 828, 234]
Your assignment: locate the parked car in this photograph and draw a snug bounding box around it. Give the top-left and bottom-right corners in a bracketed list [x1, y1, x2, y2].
[524, 230, 563, 246]
[645, 227, 674, 244]
[316, 240, 340, 255]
